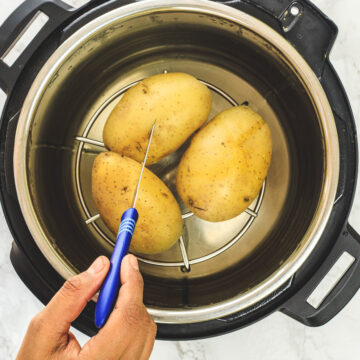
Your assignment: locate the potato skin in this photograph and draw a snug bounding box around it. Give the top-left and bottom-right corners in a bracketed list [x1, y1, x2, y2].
[92, 152, 183, 254]
[103, 72, 212, 165]
[176, 106, 272, 222]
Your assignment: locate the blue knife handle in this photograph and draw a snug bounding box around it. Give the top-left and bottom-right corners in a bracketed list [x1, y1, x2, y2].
[95, 207, 139, 328]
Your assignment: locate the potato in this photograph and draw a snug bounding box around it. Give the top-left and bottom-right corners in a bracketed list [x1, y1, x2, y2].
[176, 106, 272, 222]
[92, 152, 183, 254]
[103, 72, 212, 165]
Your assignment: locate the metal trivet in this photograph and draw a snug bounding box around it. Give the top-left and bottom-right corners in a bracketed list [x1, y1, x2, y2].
[75, 77, 265, 272]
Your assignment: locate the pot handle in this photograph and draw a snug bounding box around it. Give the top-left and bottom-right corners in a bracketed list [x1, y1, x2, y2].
[0, 0, 77, 94]
[281, 224, 360, 326]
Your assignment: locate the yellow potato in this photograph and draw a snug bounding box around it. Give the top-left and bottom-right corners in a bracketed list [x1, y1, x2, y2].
[176, 106, 272, 222]
[103, 72, 212, 165]
[92, 152, 183, 254]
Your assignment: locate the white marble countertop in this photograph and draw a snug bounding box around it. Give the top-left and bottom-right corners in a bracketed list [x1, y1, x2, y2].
[0, 0, 359, 359]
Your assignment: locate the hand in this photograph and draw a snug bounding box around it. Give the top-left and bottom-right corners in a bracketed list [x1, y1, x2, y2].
[16, 254, 157, 360]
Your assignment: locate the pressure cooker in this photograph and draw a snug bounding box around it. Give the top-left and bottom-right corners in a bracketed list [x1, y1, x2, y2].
[1, 0, 359, 339]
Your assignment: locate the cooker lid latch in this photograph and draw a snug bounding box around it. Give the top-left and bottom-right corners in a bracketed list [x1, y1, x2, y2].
[235, 0, 338, 77]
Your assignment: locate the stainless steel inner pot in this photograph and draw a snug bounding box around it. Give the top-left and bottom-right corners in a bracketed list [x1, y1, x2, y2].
[13, 0, 339, 324]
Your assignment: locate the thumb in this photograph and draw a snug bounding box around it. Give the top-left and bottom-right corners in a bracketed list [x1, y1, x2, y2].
[102, 255, 144, 330]
[118, 254, 144, 305]
[42, 256, 110, 334]
[85, 255, 146, 353]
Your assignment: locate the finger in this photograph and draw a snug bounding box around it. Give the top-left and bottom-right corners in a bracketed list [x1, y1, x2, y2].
[129, 312, 156, 360]
[43, 256, 110, 335]
[117, 254, 144, 306]
[84, 311, 153, 360]
[65, 331, 81, 356]
[106, 254, 144, 327]
[118, 327, 149, 360]
[82, 255, 147, 358]
[139, 316, 157, 360]
[121, 313, 156, 360]
[141, 334, 156, 360]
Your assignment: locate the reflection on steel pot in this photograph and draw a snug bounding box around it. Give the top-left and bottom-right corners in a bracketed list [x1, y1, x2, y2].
[1, 0, 359, 340]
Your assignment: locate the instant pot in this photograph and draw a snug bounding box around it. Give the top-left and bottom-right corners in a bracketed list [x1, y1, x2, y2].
[1, 0, 360, 340]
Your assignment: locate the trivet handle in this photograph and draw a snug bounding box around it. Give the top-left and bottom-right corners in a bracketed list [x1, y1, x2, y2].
[281, 223, 360, 326]
[95, 207, 139, 328]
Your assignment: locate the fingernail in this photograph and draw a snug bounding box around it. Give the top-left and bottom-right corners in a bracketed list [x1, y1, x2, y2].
[130, 255, 139, 271]
[88, 257, 105, 275]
